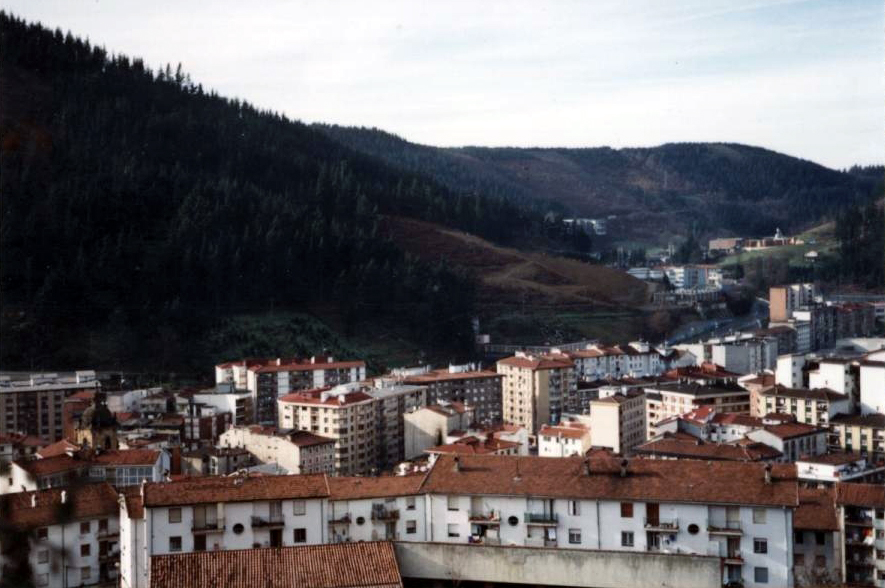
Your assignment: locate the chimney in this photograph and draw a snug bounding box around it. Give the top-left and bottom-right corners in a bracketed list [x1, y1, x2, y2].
[583, 459, 591, 476]
[764, 463, 772, 484]
[620, 458, 629, 477]
[61, 490, 67, 504]
[31, 494, 36, 508]
[452, 456, 460, 472]
[275, 358, 282, 366]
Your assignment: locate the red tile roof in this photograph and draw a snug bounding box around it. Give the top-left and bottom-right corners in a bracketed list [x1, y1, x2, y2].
[760, 422, 825, 440]
[835, 483, 885, 507]
[143, 473, 330, 507]
[15, 455, 86, 477]
[1, 483, 118, 529]
[254, 359, 366, 374]
[149, 541, 402, 588]
[403, 369, 502, 383]
[36, 439, 79, 458]
[497, 355, 573, 370]
[328, 475, 426, 500]
[278, 389, 374, 406]
[635, 435, 781, 462]
[119, 485, 145, 519]
[420, 455, 798, 507]
[794, 487, 838, 531]
[92, 449, 160, 466]
[539, 425, 589, 440]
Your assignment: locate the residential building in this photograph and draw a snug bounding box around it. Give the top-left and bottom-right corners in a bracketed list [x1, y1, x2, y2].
[834, 303, 877, 341]
[187, 385, 254, 426]
[403, 402, 474, 460]
[326, 475, 426, 543]
[653, 406, 765, 443]
[793, 306, 837, 352]
[643, 382, 751, 440]
[277, 386, 378, 475]
[770, 284, 817, 322]
[400, 365, 503, 424]
[635, 432, 782, 462]
[589, 389, 645, 455]
[776, 354, 809, 389]
[0, 483, 121, 587]
[758, 385, 852, 427]
[497, 353, 576, 434]
[538, 417, 592, 457]
[746, 422, 828, 463]
[829, 413, 885, 463]
[564, 342, 666, 382]
[835, 483, 885, 587]
[425, 435, 521, 458]
[796, 453, 885, 486]
[662, 265, 723, 290]
[219, 425, 336, 475]
[859, 360, 885, 415]
[367, 384, 427, 470]
[181, 446, 253, 476]
[792, 487, 841, 587]
[808, 358, 858, 399]
[0, 371, 100, 442]
[711, 337, 779, 375]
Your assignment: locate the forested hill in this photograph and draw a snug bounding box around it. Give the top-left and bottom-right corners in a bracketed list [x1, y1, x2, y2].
[317, 126, 882, 243]
[0, 13, 573, 370]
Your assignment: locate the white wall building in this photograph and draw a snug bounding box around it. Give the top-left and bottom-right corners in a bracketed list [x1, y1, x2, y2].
[219, 425, 336, 474]
[858, 360, 885, 415]
[403, 402, 475, 460]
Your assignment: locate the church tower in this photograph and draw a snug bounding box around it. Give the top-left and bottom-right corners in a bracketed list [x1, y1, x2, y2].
[74, 391, 118, 451]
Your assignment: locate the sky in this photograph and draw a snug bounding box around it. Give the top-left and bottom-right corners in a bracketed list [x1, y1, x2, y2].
[3, 0, 882, 169]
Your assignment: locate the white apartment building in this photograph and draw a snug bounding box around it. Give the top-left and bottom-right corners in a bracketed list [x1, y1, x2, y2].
[777, 354, 808, 389]
[807, 359, 857, 398]
[759, 386, 851, 427]
[497, 354, 576, 434]
[643, 382, 751, 440]
[564, 342, 666, 381]
[219, 425, 336, 475]
[746, 423, 828, 463]
[420, 455, 796, 588]
[277, 386, 377, 475]
[326, 476, 427, 543]
[663, 265, 723, 290]
[589, 390, 645, 455]
[1, 483, 121, 587]
[538, 420, 592, 457]
[401, 365, 503, 424]
[403, 402, 475, 460]
[711, 338, 778, 375]
[859, 360, 885, 415]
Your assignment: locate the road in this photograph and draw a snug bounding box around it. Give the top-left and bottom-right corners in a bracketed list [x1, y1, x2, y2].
[666, 298, 769, 345]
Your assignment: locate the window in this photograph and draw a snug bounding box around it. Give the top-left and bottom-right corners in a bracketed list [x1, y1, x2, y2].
[169, 537, 182, 552]
[80, 521, 90, 534]
[621, 532, 634, 547]
[569, 529, 582, 544]
[794, 553, 805, 566]
[753, 508, 766, 524]
[194, 535, 206, 552]
[447, 496, 459, 511]
[815, 532, 825, 545]
[98, 519, 108, 533]
[81, 567, 91, 581]
[36, 527, 48, 541]
[814, 555, 826, 568]
[406, 497, 416, 510]
[37, 549, 49, 564]
[447, 524, 460, 538]
[794, 531, 804, 544]
[293, 528, 306, 543]
[568, 501, 580, 516]
[80, 544, 90, 557]
[292, 500, 306, 516]
[36, 574, 48, 587]
[168, 508, 182, 523]
[620, 503, 633, 518]
[406, 520, 417, 534]
[753, 538, 767, 554]
[754, 567, 768, 584]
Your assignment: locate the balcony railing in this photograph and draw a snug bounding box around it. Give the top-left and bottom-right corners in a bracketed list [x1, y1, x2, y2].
[707, 521, 742, 534]
[468, 511, 501, 524]
[96, 528, 119, 539]
[524, 512, 558, 525]
[328, 512, 351, 525]
[371, 508, 399, 522]
[644, 517, 679, 531]
[192, 519, 225, 533]
[98, 549, 120, 562]
[845, 517, 874, 527]
[251, 514, 285, 528]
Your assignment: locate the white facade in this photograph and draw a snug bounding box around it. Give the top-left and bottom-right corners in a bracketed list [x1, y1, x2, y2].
[776, 354, 807, 388]
[859, 362, 885, 415]
[403, 404, 474, 460]
[218, 426, 335, 474]
[538, 425, 592, 457]
[808, 361, 856, 397]
[328, 494, 427, 543]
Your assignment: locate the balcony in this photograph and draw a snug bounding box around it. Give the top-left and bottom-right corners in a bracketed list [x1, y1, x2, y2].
[644, 517, 679, 532]
[371, 507, 399, 522]
[845, 517, 874, 528]
[98, 549, 120, 562]
[192, 519, 225, 534]
[708, 521, 742, 535]
[524, 512, 558, 525]
[328, 512, 351, 525]
[251, 514, 285, 528]
[468, 511, 501, 525]
[96, 528, 119, 539]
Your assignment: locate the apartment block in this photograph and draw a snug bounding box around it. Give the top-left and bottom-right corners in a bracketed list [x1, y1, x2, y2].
[403, 402, 475, 460]
[836, 484, 885, 587]
[859, 360, 885, 415]
[219, 425, 336, 474]
[746, 422, 829, 463]
[0, 371, 101, 442]
[589, 389, 645, 455]
[643, 382, 751, 440]
[565, 342, 666, 382]
[497, 353, 576, 434]
[829, 413, 885, 464]
[538, 417, 592, 457]
[759, 385, 852, 427]
[401, 365, 503, 424]
[770, 284, 817, 322]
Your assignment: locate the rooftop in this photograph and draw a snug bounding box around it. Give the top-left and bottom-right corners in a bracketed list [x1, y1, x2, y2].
[793, 487, 839, 531]
[497, 355, 574, 370]
[760, 385, 847, 402]
[149, 541, 402, 588]
[1, 483, 118, 529]
[836, 483, 885, 508]
[634, 435, 781, 462]
[143, 473, 329, 507]
[328, 475, 425, 500]
[403, 369, 502, 383]
[830, 413, 885, 428]
[420, 455, 798, 507]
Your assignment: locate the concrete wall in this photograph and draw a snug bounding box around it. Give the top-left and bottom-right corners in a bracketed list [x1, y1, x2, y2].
[394, 541, 721, 588]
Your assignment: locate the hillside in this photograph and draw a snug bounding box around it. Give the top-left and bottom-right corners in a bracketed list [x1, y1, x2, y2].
[318, 125, 882, 245]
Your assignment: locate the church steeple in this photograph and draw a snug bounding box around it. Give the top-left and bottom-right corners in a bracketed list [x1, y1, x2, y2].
[74, 391, 118, 451]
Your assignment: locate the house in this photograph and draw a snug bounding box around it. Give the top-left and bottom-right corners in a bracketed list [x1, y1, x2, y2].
[538, 417, 592, 458]
[400, 365, 503, 424]
[792, 487, 841, 587]
[746, 423, 828, 463]
[589, 389, 646, 455]
[219, 425, 336, 475]
[403, 402, 475, 460]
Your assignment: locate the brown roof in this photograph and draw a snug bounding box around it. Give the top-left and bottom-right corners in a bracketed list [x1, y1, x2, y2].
[798, 451, 865, 465]
[254, 359, 366, 374]
[92, 449, 160, 466]
[143, 474, 330, 507]
[830, 413, 885, 428]
[403, 369, 502, 383]
[794, 487, 839, 531]
[119, 486, 145, 519]
[760, 422, 825, 440]
[285, 430, 336, 447]
[836, 483, 885, 507]
[635, 436, 781, 462]
[36, 439, 79, 458]
[760, 385, 846, 402]
[426, 437, 520, 455]
[15, 455, 86, 477]
[497, 356, 573, 370]
[1, 483, 118, 529]
[149, 541, 402, 588]
[539, 425, 589, 440]
[328, 475, 426, 500]
[278, 390, 374, 406]
[421, 455, 798, 507]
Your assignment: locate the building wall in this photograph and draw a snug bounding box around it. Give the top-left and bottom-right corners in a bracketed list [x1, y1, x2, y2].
[328, 495, 426, 543]
[859, 364, 885, 415]
[26, 514, 120, 588]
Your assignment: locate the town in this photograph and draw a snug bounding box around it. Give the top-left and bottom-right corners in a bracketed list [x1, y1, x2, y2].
[1, 283, 883, 588]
